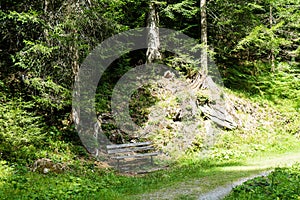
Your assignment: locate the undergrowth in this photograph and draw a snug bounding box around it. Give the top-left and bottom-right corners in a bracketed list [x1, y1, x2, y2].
[225, 163, 300, 200]
[0, 62, 299, 199]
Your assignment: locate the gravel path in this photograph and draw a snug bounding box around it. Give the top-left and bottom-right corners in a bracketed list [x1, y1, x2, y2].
[198, 170, 272, 200]
[138, 170, 272, 200]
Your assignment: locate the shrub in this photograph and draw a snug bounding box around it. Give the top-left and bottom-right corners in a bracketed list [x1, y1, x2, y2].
[0, 98, 46, 163]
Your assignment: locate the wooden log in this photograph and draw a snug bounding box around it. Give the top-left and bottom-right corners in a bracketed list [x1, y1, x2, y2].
[200, 104, 237, 129]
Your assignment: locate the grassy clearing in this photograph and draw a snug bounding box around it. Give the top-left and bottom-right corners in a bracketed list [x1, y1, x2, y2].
[0, 88, 299, 199]
[1, 145, 300, 200]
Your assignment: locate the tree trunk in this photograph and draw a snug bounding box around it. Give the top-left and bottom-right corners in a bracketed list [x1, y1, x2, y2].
[190, 0, 207, 90]
[43, 0, 50, 45]
[270, 4, 275, 72]
[146, 2, 161, 64]
[200, 0, 208, 76]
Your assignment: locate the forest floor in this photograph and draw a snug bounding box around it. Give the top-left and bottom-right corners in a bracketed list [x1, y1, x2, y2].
[130, 149, 300, 200]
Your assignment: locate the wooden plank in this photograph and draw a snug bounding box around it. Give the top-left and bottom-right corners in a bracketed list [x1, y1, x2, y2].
[106, 141, 152, 150]
[107, 146, 154, 154]
[112, 152, 158, 160]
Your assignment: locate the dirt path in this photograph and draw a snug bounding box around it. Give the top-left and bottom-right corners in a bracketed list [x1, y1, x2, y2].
[134, 150, 300, 200]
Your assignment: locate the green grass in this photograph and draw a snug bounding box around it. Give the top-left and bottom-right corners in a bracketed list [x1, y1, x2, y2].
[0, 154, 253, 199]
[1, 145, 300, 200]
[0, 161, 243, 199]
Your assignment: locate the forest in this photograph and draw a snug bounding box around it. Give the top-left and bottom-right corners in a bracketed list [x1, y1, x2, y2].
[0, 0, 299, 199]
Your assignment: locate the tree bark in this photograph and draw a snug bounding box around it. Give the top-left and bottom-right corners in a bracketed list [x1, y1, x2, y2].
[200, 0, 208, 76]
[270, 4, 275, 72]
[146, 2, 161, 64]
[190, 0, 208, 90]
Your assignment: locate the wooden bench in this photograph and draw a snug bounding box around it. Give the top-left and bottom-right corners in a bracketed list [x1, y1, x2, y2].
[106, 141, 158, 171]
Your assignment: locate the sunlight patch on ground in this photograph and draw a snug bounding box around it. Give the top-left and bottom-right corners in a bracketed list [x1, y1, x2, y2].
[132, 150, 300, 200]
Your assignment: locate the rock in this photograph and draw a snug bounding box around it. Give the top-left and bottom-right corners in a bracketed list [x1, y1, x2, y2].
[43, 168, 50, 174]
[32, 158, 66, 173]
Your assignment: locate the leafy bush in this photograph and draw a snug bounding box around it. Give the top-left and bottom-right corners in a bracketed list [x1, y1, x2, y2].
[225, 163, 300, 199]
[0, 161, 13, 187]
[0, 98, 46, 163]
[0, 95, 79, 164]
[0, 164, 122, 200]
[224, 62, 300, 110]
